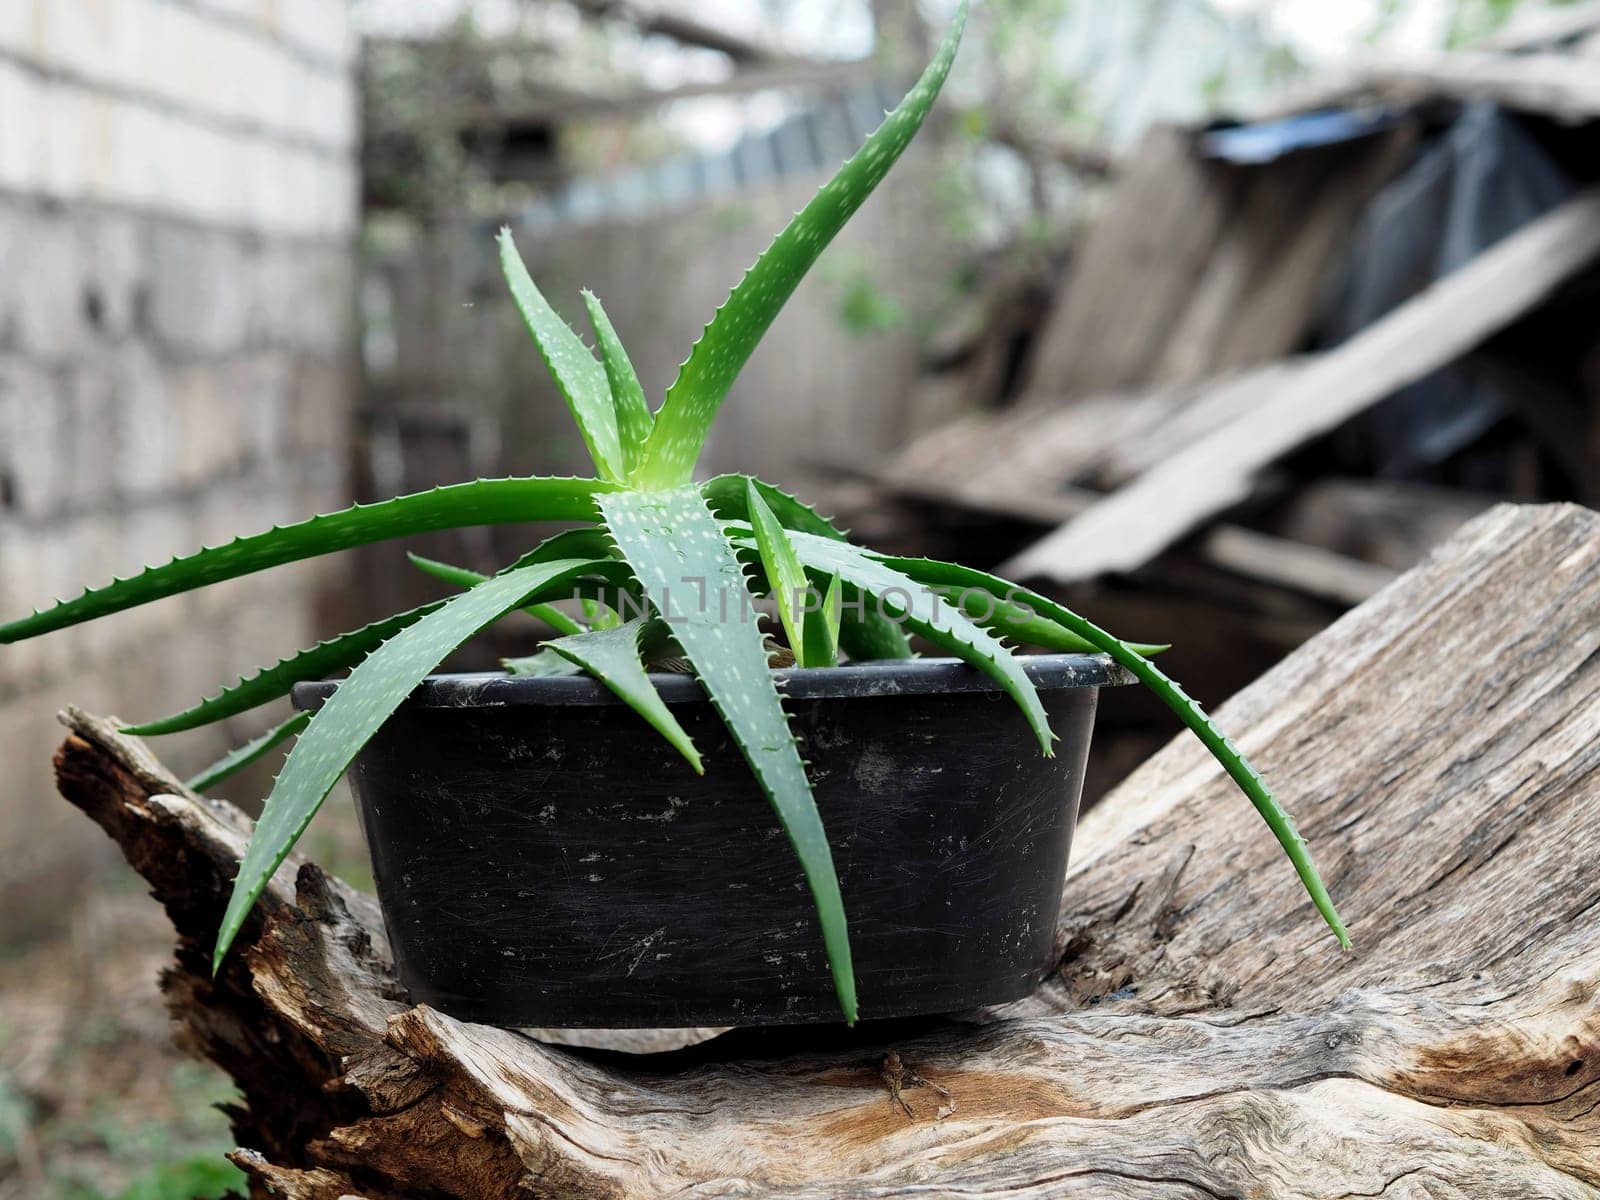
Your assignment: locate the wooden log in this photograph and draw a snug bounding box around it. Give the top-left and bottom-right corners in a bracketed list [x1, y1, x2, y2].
[53, 503, 1600, 1197]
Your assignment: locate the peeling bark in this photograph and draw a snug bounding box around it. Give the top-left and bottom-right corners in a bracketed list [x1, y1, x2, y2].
[53, 503, 1600, 1197]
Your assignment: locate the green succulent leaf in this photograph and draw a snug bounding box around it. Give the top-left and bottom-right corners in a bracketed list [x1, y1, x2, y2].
[859, 554, 1349, 948]
[505, 527, 621, 567]
[407, 541, 644, 630]
[408, 554, 584, 635]
[124, 601, 446, 736]
[599, 487, 856, 1023]
[634, 2, 967, 487]
[0, 477, 613, 644]
[580, 596, 623, 630]
[212, 557, 603, 973]
[702, 474, 913, 662]
[502, 648, 584, 677]
[746, 479, 835, 668]
[815, 573, 843, 669]
[185, 710, 311, 794]
[583, 290, 653, 473]
[544, 618, 702, 773]
[776, 532, 1053, 755]
[920, 575, 1167, 657]
[499, 229, 626, 481]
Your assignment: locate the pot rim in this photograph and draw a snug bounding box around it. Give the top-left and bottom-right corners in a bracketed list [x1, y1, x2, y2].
[292, 652, 1134, 711]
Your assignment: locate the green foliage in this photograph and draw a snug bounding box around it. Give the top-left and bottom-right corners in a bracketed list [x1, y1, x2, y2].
[816, 573, 843, 668]
[700, 473, 914, 661]
[498, 228, 626, 481]
[871, 554, 1348, 948]
[212, 558, 604, 973]
[125, 604, 445, 736]
[922, 577, 1167, 658]
[543, 618, 702, 772]
[632, 1, 968, 488]
[0, 477, 613, 643]
[186, 710, 311, 793]
[408, 553, 584, 635]
[502, 648, 584, 676]
[763, 532, 1054, 755]
[583, 290, 654, 472]
[745, 480, 836, 668]
[600, 488, 856, 1022]
[0, 0, 1347, 1024]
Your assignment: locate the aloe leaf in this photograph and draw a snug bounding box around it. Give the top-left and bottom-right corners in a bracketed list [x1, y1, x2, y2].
[918, 574, 1167, 658]
[583, 290, 653, 473]
[634, 3, 967, 487]
[408, 554, 584, 635]
[185, 711, 310, 793]
[776, 532, 1054, 755]
[502, 649, 584, 677]
[0, 477, 613, 644]
[213, 557, 602, 972]
[407, 547, 645, 628]
[600, 487, 856, 1022]
[499, 229, 625, 481]
[124, 602, 446, 736]
[580, 597, 623, 630]
[505, 526, 620, 567]
[746, 480, 832, 667]
[701, 474, 913, 662]
[544, 619, 702, 773]
[813, 573, 843, 668]
[859, 554, 1349, 948]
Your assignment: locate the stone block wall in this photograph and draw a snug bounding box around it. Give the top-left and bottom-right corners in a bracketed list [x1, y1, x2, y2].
[0, 1, 359, 935]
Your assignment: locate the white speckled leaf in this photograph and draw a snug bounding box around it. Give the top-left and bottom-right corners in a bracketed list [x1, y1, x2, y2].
[599, 487, 857, 1022]
[779, 531, 1054, 754]
[544, 618, 702, 772]
[499, 229, 626, 481]
[0, 476, 613, 643]
[700, 473, 913, 661]
[212, 557, 600, 972]
[583, 290, 654, 473]
[407, 553, 585, 635]
[633, 3, 967, 487]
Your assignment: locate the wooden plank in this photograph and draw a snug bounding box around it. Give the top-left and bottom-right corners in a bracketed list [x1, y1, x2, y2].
[1197, 525, 1398, 606]
[1264, 51, 1600, 124]
[1003, 188, 1600, 584]
[54, 502, 1600, 1197]
[1151, 128, 1415, 386]
[1021, 126, 1411, 401]
[1019, 126, 1235, 398]
[1269, 477, 1497, 569]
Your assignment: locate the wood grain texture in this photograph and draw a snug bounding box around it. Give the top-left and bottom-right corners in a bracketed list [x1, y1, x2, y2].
[51, 503, 1600, 1197]
[1004, 188, 1600, 584]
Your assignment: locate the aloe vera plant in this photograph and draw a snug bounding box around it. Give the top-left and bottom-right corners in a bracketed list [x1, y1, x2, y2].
[0, 1, 1346, 1024]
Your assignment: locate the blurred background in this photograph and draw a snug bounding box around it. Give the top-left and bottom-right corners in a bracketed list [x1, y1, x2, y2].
[2, 0, 1598, 1194]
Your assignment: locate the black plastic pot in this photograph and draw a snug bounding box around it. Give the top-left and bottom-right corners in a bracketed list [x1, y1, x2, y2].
[293, 653, 1131, 1028]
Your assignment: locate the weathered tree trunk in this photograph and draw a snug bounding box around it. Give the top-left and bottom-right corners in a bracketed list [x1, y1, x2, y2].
[54, 503, 1600, 1198]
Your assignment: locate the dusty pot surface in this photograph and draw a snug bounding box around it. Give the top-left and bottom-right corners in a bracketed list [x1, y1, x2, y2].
[294, 653, 1131, 1028]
